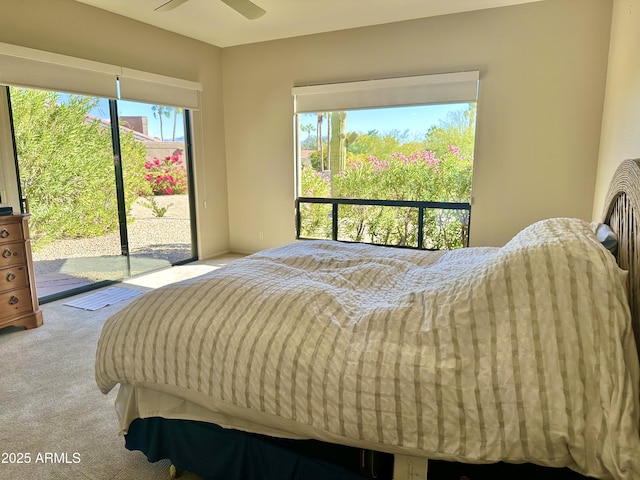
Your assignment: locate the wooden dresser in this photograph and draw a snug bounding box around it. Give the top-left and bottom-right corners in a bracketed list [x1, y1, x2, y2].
[0, 214, 42, 330]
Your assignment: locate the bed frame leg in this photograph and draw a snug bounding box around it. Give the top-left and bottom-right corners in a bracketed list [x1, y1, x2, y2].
[169, 464, 183, 479]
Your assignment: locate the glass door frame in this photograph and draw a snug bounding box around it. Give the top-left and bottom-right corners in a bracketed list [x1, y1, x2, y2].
[6, 87, 198, 304]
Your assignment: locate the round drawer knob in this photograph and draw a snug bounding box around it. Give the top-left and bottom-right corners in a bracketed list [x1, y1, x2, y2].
[9, 295, 18, 305]
[6, 272, 15, 282]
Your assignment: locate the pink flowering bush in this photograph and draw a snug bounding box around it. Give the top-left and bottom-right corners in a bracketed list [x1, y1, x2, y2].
[332, 147, 467, 203]
[144, 152, 188, 195]
[300, 145, 472, 248]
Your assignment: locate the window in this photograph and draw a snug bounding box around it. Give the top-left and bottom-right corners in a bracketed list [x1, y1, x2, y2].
[0, 42, 201, 301]
[7, 88, 198, 301]
[293, 72, 479, 250]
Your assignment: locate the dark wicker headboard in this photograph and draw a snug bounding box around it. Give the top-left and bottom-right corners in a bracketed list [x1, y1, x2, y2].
[602, 158, 640, 351]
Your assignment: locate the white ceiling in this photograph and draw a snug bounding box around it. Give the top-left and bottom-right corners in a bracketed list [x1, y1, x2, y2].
[75, 0, 543, 48]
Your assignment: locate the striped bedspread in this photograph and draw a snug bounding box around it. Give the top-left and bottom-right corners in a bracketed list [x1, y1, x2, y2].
[95, 218, 640, 479]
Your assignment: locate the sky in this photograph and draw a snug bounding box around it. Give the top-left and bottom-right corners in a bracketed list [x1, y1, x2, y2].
[298, 103, 467, 140]
[88, 98, 185, 141]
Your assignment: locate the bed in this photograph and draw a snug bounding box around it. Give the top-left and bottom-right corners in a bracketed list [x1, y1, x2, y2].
[95, 159, 640, 480]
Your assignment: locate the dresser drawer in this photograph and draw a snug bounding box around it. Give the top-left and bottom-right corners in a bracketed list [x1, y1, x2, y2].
[0, 265, 28, 291]
[0, 242, 26, 268]
[0, 287, 33, 319]
[0, 222, 24, 245]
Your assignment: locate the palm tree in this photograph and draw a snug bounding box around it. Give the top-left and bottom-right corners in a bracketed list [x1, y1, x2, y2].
[300, 123, 314, 149]
[171, 107, 183, 141]
[152, 105, 170, 141]
[316, 113, 324, 170]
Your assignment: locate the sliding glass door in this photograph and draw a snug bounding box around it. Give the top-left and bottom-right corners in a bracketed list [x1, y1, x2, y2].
[10, 88, 127, 297]
[117, 99, 195, 276]
[7, 87, 197, 301]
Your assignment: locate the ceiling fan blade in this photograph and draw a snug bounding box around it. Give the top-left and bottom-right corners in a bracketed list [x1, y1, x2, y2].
[155, 0, 189, 12]
[220, 0, 266, 19]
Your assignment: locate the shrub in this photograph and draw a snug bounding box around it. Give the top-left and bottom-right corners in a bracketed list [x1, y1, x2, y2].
[144, 152, 188, 195]
[10, 88, 149, 246]
[298, 166, 332, 239]
[301, 147, 472, 249]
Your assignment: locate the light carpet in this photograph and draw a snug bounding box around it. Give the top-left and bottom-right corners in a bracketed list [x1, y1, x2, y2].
[0, 257, 242, 480]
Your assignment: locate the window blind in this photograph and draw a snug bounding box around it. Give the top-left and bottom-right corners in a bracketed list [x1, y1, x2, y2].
[0, 42, 119, 99]
[292, 71, 479, 113]
[0, 42, 202, 109]
[118, 68, 201, 111]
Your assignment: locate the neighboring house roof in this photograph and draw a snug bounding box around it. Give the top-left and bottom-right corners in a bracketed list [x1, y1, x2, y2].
[300, 149, 314, 166]
[85, 114, 160, 142]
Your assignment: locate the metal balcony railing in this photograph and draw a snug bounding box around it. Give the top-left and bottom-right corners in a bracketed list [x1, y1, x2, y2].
[295, 196, 471, 250]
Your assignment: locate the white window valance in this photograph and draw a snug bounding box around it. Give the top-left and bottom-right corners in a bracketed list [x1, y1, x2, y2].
[292, 71, 479, 113]
[0, 42, 202, 110]
[118, 68, 201, 111]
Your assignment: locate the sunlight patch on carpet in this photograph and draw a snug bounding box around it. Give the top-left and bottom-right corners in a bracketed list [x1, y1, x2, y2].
[64, 287, 143, 311]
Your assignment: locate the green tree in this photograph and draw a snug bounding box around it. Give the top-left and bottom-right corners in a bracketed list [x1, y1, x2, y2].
[316, 113, 324, 170]
[10, 88, 149, 246]
[301, 104, 476, 249]
[347, 130, 403, 159]
[300, 123, 315, 150]
[423, 104, 476, 160]
[152, 104, 171, 141]
[329, 112, 346, 173]
[171, 107, 183, 142]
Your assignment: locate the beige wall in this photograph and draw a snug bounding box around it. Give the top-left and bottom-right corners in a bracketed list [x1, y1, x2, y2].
[0, 0, 230, 259]
[593, 0, 640, 220]
[222, 0, 612, 252]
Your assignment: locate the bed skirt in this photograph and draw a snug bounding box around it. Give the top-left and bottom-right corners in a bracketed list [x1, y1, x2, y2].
[124, 417, 394, 480]
[124, 417, 592, 480]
